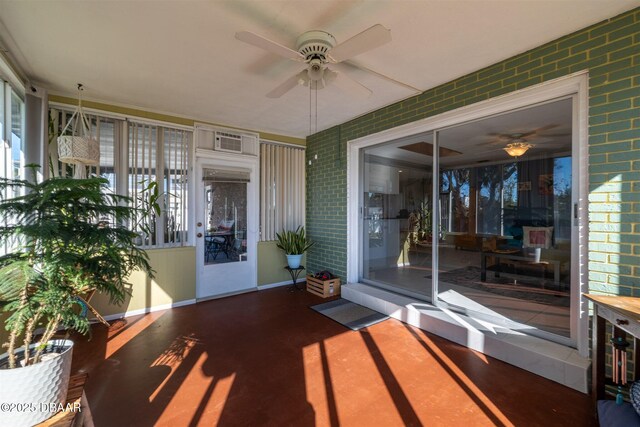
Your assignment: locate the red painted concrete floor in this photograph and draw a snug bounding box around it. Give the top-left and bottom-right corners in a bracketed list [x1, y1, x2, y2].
[71, 287, 596, 426]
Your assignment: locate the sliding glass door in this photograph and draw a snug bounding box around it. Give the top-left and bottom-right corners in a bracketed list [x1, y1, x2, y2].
[361, 134, 434, 299]
[359, 97, 575, 343]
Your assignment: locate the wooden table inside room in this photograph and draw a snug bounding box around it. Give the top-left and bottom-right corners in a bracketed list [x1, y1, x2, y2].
[481, 249, 562, 287]
[583, 294, 640, 404]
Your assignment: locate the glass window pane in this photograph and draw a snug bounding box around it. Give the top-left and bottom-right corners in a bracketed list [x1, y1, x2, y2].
[10, 91, 23, 184]
[203, 168, 248, 264]
[129, 123, 158, 246]
[163, 128, 190, 245]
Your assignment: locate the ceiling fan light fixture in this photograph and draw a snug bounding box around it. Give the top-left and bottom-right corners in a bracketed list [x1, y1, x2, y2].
[307, 58, 324, 81]
[503, 142, 533, 157]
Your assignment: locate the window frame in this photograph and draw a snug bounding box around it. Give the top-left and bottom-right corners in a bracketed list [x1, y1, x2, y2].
[49, 103, 194, 249]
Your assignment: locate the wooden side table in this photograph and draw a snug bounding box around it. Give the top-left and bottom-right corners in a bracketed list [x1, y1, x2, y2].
[37, 373, 92, 427]
[583, 294, 640, 403]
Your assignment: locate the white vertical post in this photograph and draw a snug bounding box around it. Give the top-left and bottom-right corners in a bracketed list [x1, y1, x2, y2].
[432, 130, 439, 305]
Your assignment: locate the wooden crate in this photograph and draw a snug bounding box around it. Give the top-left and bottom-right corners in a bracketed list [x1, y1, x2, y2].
[306, 275, 341, 298]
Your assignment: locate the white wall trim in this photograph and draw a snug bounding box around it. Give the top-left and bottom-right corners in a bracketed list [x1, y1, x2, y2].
[258, 280, 296, 290]
[99, 299, 197, 322]
[347, 71, 589, 354]
[49, 101, 195, 131]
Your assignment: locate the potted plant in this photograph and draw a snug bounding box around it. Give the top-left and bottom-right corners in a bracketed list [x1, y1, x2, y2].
[0, 168, 153, 426]
[275, 226, 314, 269]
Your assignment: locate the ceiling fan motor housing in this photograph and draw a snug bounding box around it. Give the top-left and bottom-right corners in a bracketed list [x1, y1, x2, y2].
[296, 30, 336, 63]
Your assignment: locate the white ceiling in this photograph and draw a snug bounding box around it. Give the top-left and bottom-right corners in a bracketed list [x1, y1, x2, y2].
[0, 0, 637, 139]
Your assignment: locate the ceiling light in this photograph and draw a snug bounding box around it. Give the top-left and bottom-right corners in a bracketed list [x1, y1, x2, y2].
[307, 58, 324, 81]
[503, 142, 533, 157]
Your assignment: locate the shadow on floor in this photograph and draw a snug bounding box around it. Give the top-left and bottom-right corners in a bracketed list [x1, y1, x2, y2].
[70, 288, 595, 426]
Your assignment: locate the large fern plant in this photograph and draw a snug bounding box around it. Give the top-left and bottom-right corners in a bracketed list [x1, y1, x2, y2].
[275, 226, 314, 255]
[0, 169, 153, 369]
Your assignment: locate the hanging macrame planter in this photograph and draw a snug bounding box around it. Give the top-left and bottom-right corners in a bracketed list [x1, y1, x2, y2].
[57, 84, 99, 178]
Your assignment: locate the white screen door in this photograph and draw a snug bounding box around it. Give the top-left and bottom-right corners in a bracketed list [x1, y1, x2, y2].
[196, 155, 258, 299]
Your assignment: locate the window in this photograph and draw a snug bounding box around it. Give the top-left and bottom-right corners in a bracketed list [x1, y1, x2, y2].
[128, 121, 191, 248]
[260, 142, 305, 241]
[10, 91, 24, 183]
[51, 109, 117, 193]
[440, 168, 470, 233]
[50, 108, 192, 249]
[0, 81, 25, 256]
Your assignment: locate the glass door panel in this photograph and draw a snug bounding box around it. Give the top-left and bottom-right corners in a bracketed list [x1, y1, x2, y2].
[196, 161, 256, 300]
[436, 98, 573, 341]
[361, 134, 434, 300]
[203, 169, 248, 265]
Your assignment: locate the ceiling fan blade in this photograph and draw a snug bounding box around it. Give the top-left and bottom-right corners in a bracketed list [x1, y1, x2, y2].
[519, 124, 560, 138]
[235, 31, 304, 62]
[266, 70, 306, 98]
[327, 68, 372, 98]
[538, 133, 571, 138]
[336, 61, 421, 93]
[478, 139, 503, 146]
[328, 24, 391, 63]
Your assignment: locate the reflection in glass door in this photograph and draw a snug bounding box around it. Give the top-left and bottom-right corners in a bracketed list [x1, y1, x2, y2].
[361, 136, 434, 300]
[436, 98, 574, 342]
[203, 170, 248, 265]
[358, 97, 575, 344]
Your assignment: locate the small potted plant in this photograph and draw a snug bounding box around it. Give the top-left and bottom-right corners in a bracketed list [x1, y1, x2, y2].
[275, 226, 314, 269]
[0, 168, 153, 426]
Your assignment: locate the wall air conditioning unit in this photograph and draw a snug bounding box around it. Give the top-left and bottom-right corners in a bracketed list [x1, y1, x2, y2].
[214, 131, 258, 156]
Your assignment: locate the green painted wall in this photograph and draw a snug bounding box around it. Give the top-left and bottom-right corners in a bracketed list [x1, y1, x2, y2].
[306, 7, 640, 295]
[257, 241, 306, 286]
[90, 246, 196, 317]
[0, 247, 196, 346]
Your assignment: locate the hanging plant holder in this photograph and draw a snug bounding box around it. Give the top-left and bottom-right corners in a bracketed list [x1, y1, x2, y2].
[57, 84, 100, 168]
[57, 135, 100, 166]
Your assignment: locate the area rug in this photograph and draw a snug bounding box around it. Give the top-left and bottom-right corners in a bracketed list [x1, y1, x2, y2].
[311, 299, 389, 331]
[435, 266, 570, 307]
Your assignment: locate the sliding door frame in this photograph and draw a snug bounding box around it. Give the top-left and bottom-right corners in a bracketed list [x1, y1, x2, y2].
[347, 71, 589, 355]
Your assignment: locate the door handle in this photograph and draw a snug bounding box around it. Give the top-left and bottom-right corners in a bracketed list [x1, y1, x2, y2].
[197, 233, 203, 238]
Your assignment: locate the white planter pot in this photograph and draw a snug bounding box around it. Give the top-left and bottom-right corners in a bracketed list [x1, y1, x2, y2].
[0, 339, 74, 427]
[286, 254, 303, 269]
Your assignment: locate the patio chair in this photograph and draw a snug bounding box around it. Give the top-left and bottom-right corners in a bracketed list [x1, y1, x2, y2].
[206, 220, 235, 261]
[205, 236, 226, 262]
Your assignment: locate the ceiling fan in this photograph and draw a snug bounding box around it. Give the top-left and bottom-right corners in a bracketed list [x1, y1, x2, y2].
[235, 24, 405, 98]
[482, 125, 568, 146]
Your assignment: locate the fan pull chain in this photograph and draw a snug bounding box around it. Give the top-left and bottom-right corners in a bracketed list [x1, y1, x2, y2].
[309, 82, 312, 135]
[611, 335, 630, 405]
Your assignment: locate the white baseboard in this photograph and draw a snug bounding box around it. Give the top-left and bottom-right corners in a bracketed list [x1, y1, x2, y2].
[100, 299, 197, 322]
[258, 279, 297, 290]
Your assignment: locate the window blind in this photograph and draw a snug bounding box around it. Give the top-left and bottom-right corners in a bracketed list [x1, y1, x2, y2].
[260, 143, 305, 241]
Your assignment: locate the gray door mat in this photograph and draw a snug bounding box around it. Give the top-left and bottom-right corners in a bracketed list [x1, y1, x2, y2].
[310, 298, 389, 331]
